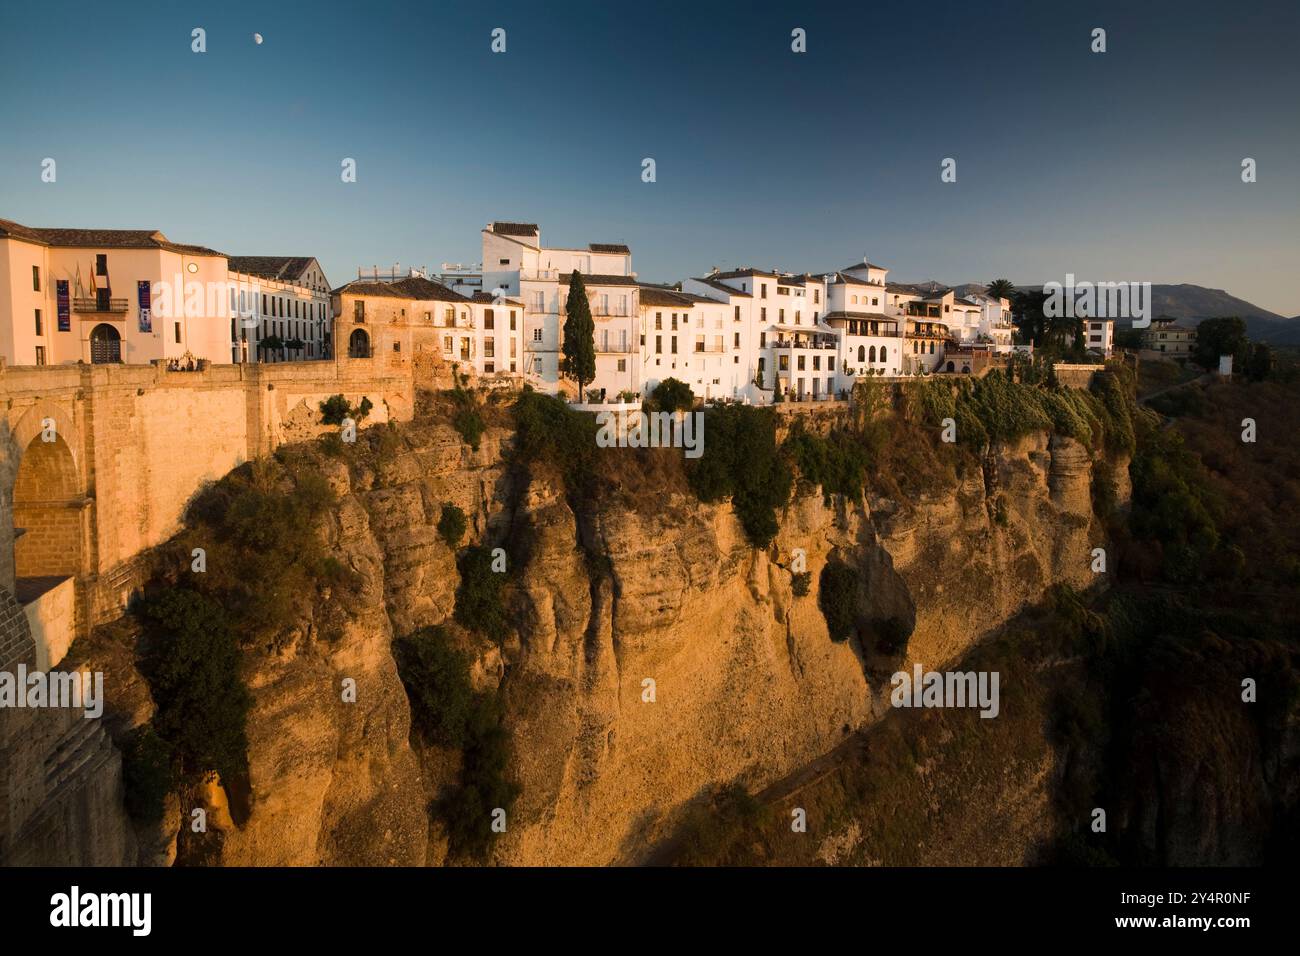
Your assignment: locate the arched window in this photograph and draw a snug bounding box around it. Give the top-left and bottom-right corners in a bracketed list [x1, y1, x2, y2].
[869, 345, 876, 363]
[348, 328, 370, 358]
[857, 345, 865, 362]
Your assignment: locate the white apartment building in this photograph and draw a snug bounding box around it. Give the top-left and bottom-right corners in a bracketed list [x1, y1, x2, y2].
[1085, 318, 1114, 355]
[0, 217, 230, 367]
[227, 256, 333, 364]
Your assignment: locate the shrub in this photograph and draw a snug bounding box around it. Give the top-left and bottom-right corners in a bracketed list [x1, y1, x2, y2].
[437, 503, 467, 547]
[393, 626, 477, 748]
[121, 724, 177, 825]
[511, 390, 597, 488]
[319, 394, 372, 426]
[454, 545, 508, 639]
[650, 377, 694, 413]
[445, 387, 486, 451]
[791, 571, 811, 597]
[686, 405, 791, 548]
[818, 562, 859, 642]
[182, 459, 340, 635]
[436, 695, 520, 861]
[393, 626, 520, 862]
[135, 588, 251, 785]
[783, 424, 870, 502]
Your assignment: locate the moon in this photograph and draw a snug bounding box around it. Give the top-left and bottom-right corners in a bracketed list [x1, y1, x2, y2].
[253, 33, 263, 45]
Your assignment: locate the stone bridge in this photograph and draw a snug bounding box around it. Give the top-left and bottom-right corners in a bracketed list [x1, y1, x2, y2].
[0, 357, 416, 670]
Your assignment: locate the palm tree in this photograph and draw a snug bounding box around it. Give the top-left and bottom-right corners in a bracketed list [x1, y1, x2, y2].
[986, 278, 1016, 300]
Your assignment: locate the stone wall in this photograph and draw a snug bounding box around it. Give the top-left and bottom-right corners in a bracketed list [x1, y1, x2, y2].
[0, 356, 419, 641]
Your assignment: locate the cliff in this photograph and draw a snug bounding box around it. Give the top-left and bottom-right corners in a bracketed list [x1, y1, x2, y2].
[72, 394, 1127, 866]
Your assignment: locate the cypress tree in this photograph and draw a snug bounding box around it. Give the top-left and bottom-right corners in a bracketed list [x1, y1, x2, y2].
[561, 270, 597, 401]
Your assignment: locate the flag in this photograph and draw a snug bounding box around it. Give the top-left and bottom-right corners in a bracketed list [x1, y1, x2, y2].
[74, 262, 84, 298]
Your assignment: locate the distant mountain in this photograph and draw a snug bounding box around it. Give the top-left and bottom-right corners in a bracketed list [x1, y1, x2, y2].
[928, 281, 1300, 345]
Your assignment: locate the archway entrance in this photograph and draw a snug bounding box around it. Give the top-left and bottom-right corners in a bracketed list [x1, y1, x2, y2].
[12, 433, 82, 580]
[11, 432, 83, 666]
[89, 324, 121, 364]
[348, 328, 370, 358]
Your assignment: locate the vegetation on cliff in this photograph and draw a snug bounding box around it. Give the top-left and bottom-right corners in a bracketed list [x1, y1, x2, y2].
[394, 625, 518, 861]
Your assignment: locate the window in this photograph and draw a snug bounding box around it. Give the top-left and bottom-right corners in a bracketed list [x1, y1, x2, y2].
[761, 307, 767, 322]
[444, 336, 454, 352]
[797, 355, 806, 371]
[35, 346, 47, 366]
[32, 266, 40, 291]
[760, 283, 767, 298]
[813, 289, 820, 304]
[795, 311, 801, 324]
[533, 328, 542, 342]
[734, 332, 740, 347]
[760, 332, 766, 347]
[499, 258, 510, 265]
[354, 301, 365, 322]
[734, 305, 740, 321]
[424, 311, 431, 322]
[655, 335, 662, 354]
[95, 254, 107, 276]
[394, 342, 401, 352]
[655, 313, 663, 330]
[779, 309, 785, 322]
[34, 309, 42, 335]
[695, 335, 705, 353]
[510, 310, 517, 330]
[671, 336, 677, 354]
[617, 359, 626, 372]
[484, 362, 495, 373]
[485, 338, 495, 358]
[174, 322, 182, 343]
[485, 309, 495, 330]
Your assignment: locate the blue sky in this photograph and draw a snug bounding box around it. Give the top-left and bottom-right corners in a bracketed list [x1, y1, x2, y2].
[1, 0, 1297, 314]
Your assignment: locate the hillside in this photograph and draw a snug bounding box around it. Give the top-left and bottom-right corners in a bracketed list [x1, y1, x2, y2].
[936, 282, 1300, 344]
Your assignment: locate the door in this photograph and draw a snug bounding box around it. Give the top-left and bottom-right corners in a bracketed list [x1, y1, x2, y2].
[90, 323, 121, 363]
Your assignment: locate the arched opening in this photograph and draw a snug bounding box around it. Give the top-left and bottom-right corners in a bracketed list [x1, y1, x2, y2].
[869, 345, 876, 363]
[857, 345, 865, 362]
[11, 432, 83, 667]
[946, 361, 956, 372]
[89, 324, 121, 364]
[348, 328, 370, 358]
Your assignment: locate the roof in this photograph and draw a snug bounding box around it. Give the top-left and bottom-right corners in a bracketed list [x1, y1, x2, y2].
[0, 217, 224, 256]
[691, 276, 753, 298]
[333, 276, 468, 302]
[557, 272, 639, 286]
[488, 221, 539, 237]
[469, 292, 522, 305]
[839, 259, 887, 273]
[588, 243, 630, 255]
[639, 286, 692, 307]
[708, 268, 780, 281]
[826, 271, 881, 288]
[227, 256, 318, 282]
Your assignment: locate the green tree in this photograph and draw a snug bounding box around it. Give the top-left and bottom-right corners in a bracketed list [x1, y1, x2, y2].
[437, 502, 467, 547]
[560, 271, 596, 401]
[986, 278, 1016, 300]
[1192, 317, 1248, 371]
[650, 377, 694, 413]
[1245, 341, 1274, 381]
[136, 588, 251, 784]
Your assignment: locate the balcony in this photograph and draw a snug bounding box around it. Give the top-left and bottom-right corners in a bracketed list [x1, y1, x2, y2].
[74, 297, 128, 314]
[770, 336, 837, 350]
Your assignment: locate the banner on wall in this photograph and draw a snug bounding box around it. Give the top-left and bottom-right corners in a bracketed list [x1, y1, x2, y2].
[138, 280, 152, 333]
[56, 279, 70, 332]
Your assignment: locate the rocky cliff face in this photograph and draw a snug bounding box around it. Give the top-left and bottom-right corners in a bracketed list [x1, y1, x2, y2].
[81, 409, 1125, 866]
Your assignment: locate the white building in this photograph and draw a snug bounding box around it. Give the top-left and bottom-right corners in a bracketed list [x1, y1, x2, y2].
[226, 256, 333, 364]
[0, 217, 230, 367]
